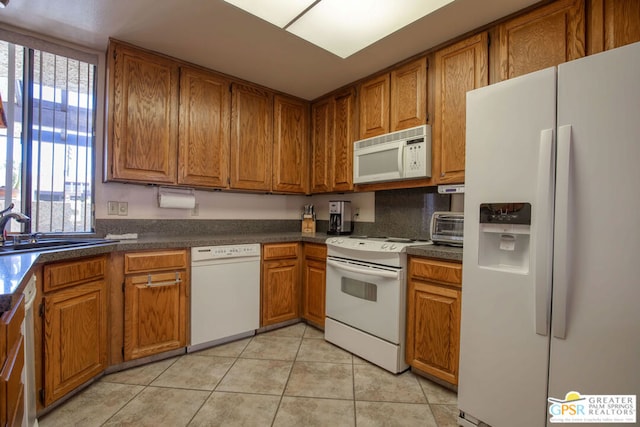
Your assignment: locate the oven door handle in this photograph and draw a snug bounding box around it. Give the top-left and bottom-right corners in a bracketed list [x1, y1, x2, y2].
[326, 259, 400, 279]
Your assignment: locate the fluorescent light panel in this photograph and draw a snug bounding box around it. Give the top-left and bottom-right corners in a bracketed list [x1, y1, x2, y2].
[224, 0, 316, 28]
[224, 0, 454, 58]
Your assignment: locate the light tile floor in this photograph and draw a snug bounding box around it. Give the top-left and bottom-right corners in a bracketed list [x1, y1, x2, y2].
[39, 323, 458, 427]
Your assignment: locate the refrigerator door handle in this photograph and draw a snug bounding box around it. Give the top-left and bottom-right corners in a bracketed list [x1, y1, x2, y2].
[534, 128, 554, 336]
[553, 124, 572, 339]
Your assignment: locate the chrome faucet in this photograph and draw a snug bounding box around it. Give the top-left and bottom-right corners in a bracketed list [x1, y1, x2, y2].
[0, 203, 30, 243]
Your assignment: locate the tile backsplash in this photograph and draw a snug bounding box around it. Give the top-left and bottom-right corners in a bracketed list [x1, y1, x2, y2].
[369, 187, 451, 239]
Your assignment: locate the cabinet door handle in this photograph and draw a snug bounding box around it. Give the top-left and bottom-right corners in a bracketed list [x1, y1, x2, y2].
[146, 272, 181, 288]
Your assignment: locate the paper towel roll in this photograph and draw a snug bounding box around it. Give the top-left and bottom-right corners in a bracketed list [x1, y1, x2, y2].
[158, 191, 196, 209]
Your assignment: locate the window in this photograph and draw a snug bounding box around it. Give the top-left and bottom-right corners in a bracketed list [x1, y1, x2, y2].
[0, 32, 97, 234]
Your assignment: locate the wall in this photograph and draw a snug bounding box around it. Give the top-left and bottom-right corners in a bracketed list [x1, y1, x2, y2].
[96, 181, 375, 222]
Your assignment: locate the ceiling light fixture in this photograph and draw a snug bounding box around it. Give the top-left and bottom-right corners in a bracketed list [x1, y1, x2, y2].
[224, 0, 454, 58]
[0, 0, 9, 8]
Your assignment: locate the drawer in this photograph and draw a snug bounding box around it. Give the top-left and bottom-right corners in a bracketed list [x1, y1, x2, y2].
[1, 334, 24, 427]
[304, 243, 327, 260]
[124, 250, 188, 274]
[263, 243, 298, 261]
[1, 294, 25, 368]
[409, 257, 462, 286]
[44, 256, 106, 292]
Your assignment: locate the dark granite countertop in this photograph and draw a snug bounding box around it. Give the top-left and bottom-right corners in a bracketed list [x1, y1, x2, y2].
[406, 244, 463, 262]
[0, 232, 328, 312]
[1, 232, 461, 312]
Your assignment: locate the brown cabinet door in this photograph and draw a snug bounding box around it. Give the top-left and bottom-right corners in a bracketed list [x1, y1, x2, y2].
[261, 247, 300, 327]
[390, 57, 427, 132]
[230, 83, 274, 191]
[434, 33, 488, 184]
[310, 97, 334, 193]
[178, 66, 230, 188]
[359, 73, 390, 139]
[332, 89, 357, 192]
[108, 42, 179, 184]
[124, 270, 187, 361]
[302, 244, 327, 328]
[43, 280, 107, 406]
[589, 0, 640, 54]
[499, 0, 585, 80]
[406, 280, 461, 385]
[273, 95, 309, 194]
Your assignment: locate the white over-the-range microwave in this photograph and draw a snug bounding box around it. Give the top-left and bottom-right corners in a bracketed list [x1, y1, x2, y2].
[353, 124, 431, 184]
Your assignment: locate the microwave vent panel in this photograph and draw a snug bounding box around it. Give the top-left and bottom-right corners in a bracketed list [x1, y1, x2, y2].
[354, 125, 428, 150]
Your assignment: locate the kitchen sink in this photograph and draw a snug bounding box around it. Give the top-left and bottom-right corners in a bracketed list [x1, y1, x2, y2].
[0, 238, 115, 254]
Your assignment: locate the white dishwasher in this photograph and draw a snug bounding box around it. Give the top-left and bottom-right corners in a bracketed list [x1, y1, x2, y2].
[188, 243, 261, 352]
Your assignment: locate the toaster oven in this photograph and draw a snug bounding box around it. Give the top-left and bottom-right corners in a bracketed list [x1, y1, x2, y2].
[430, 212, 464, 246]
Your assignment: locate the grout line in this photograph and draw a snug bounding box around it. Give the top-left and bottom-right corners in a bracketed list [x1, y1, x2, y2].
[270, 324, 306, 426]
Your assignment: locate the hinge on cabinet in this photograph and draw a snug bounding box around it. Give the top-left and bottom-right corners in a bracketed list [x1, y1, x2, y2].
[39, 301, 44, 317]
[39, 389, 45, 405]
[487, 33, 491, 47]
[425, 57, 429, 69]
[426, 112, 430, 123]
[122, 281, 125, 292]
[121, 347, 124, 358]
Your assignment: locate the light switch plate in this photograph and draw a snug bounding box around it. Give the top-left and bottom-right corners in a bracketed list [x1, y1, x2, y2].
[118, 201, 128, 216]
[107, 201, 118, 215]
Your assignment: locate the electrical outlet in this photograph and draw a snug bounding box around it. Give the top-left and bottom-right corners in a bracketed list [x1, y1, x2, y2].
[355, 207, 360, 217]
[118, 201, 128, 216]
[107, 201, 119, 215]
[191, 203, 199, 216]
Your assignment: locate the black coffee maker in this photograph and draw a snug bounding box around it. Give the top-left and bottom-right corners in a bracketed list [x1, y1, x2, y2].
[327, 200, 352, 235]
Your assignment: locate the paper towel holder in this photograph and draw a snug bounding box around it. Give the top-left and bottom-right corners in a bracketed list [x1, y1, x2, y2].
[157, 186, 196, 209]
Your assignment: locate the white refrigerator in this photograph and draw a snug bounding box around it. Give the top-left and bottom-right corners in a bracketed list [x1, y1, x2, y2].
[458, 41, 640, 427]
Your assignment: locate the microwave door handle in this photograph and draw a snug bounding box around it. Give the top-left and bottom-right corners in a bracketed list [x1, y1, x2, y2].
[397, 144, 404, 177]
[327, 259, 400, 279]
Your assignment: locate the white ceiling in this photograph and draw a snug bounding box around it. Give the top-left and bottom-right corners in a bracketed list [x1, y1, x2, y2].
[0, 0, 541, 100]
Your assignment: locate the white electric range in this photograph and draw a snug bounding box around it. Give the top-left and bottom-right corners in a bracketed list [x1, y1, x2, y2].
[324, 236, 431, 373]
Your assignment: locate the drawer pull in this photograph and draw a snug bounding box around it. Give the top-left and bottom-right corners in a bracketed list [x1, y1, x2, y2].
[146, 272, 181, 288]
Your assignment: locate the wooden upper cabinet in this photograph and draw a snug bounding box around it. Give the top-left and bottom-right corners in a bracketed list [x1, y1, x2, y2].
[178, 66, 231, 188]
[359, 57, 427, 139]
[310, 97, 334, 193]
[108, 41, 179, 184]
[230, 83, 274, 191]
[588, 0, 640, 54]
[332, 89, 357, 192]
[273, 95, 309, 194]
[499, 0, 585, 80]
[359, 73, 390, 139]
[434, 33, 488, 184]
[390, 57, 427, 132]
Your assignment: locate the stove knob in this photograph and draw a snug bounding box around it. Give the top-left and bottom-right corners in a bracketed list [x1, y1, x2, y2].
[338, 238, 344, 244]
[381, 244, 388, 249]
[390, 244, 397, 251]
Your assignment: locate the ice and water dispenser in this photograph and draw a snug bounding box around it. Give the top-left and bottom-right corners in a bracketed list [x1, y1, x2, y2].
[478, 203, 531, 273]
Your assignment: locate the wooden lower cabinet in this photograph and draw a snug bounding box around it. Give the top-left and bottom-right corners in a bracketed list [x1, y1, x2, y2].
[1, 295, 25, 427]
[302, 243, 327, 328]
[123, 250, 188, 361]
[406, 257, 462, 385]
[261, 243, 300, 327]
[42, 256, 108, 406]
